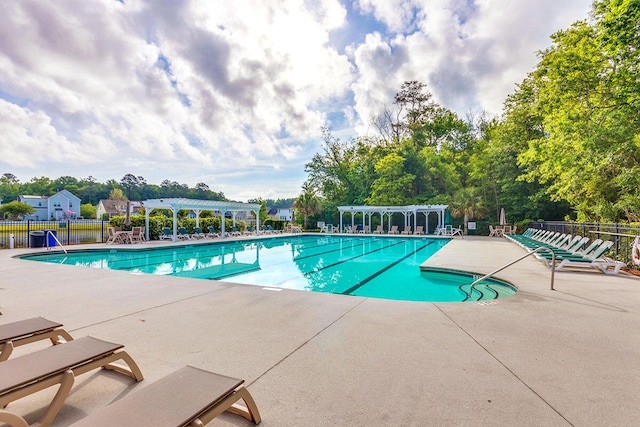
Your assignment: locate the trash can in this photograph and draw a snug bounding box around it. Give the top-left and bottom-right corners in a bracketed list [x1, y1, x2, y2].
[43, 229, 57, 247]
[29, 231, 45, 248]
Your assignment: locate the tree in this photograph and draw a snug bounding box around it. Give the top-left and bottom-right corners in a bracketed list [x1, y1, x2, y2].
[83, 175, 96, 204]
[2, 173, 19, 184]
[120, 174, 140, 200]
[293, 184, 321, 229]
[372, 80, 437, 144]
[305, 127, 372, 206]
[513, 2, 640, 221]
[451, 188, 483, 235]
[366, 153, 415, 205]
[109, 188, 127, 200]
[0, 201, 35, 220]
[195, 182, 210, 193]
[0, 173, 20, 203]
[80, 203, 96, 219]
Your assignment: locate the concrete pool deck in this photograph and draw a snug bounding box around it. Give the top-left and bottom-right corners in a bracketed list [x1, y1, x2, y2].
[0, 235, 639, 426]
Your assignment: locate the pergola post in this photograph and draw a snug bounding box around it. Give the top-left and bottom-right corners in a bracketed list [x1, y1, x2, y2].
[255, 209, 260, 231]
[172, 208, 178, 242]
[145, 210, 150, 241]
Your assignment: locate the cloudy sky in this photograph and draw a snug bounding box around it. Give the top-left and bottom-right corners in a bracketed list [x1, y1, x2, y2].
[0, 0, 592, 201]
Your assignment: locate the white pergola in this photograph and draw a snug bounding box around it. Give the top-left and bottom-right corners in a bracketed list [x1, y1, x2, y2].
[142, 198, 262, 241]
[338, 204, 448, 234]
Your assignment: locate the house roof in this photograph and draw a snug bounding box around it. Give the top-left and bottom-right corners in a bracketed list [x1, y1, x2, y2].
[19, 195, 48, 200]
[98, 199, 129, 214]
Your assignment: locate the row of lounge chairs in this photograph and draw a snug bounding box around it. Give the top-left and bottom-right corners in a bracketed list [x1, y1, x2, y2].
[0, 317, 261, 426]
[323, 225, 428, 235]
[160, 225, 286, 240]
[160, 226, 220, 240]
[506, 228, 626, 275]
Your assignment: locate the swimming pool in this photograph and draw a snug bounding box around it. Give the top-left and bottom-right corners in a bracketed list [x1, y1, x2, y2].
[20, 235, 516, 302]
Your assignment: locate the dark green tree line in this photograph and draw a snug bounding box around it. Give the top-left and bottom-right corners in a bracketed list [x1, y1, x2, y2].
[0, 172, 227, 205]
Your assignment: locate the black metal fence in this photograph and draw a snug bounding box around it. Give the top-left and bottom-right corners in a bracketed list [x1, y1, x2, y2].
[0, 220, 109, 249]
[530, 221, 640, 265]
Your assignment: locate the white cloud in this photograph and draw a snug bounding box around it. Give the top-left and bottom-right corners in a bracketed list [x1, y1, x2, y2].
[0, 0, 592, 199]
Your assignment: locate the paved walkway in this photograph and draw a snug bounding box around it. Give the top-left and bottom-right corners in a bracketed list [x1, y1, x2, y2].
[0, 236, 638, 426]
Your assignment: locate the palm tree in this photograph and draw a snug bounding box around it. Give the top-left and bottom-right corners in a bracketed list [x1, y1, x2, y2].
[452, 187, 483, 235]
[293, 184, 321, 230]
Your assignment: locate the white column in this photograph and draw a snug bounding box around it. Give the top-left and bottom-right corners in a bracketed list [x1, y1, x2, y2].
[172, 208, 178, 242]
[145, 210, 150, 240]
[255, 209, 260, 231]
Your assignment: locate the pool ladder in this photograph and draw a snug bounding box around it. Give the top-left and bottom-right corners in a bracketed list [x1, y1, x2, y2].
[467, 246, 556, 299]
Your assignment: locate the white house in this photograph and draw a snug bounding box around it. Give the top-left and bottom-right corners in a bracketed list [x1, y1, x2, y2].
[96, 200, 142, 219]
[19, 189, 81, 221]
[267, 207, 294, 222]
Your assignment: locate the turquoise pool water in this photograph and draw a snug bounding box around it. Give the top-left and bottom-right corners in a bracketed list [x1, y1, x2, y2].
[20, 235, 516, 302]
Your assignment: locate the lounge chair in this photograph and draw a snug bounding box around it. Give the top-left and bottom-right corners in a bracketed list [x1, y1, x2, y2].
[267, 225, 282, 234]
[160, 227, 174, 240]
[192, 227, 206, 239]
[389, 225, 399, 234]
[414, 226, 424, 235]
[0, 317, 74, 362]
[373, 225, 383, 234]
[400, 226, 412, 235]
[177, 227, 192, 240]
[541, 240, 626, 274]
[230, 226, 242, 237]
[65, 365, 261, 426]
[60, 364, 260, 426]
[0, 336, 143, 427]
[206, 226, 219, 238]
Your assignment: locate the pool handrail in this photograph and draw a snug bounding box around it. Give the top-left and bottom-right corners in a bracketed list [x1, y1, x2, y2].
[46, 230, 68, 254]
[467, 246, 556, 299]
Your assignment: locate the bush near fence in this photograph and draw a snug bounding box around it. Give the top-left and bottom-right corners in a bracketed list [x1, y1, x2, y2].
[107, 215, 252, 240]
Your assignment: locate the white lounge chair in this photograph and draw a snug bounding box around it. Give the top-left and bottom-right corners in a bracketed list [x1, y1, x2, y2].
[540, 240, 626, 274]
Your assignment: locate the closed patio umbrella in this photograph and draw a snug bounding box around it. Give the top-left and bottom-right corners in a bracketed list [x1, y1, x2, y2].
[124, 201, 131, 227]
[499, 207, 506, 225]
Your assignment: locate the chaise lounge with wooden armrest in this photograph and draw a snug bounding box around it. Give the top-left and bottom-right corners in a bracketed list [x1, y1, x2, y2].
[0, 317, 74, 362]
[68, 365, 261, 426]
[0, 336, 143, 427]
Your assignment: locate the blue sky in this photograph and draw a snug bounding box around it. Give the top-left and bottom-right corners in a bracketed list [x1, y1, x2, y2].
[0, 0, 592, 201]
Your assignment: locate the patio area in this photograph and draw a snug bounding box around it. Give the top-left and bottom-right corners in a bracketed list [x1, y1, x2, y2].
[1, 235, 639, 426]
